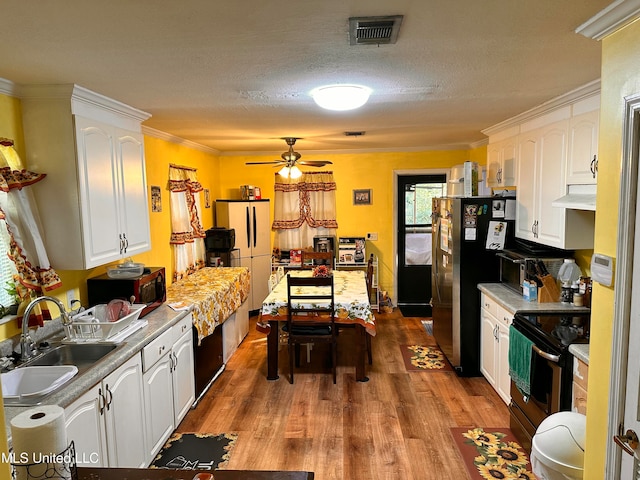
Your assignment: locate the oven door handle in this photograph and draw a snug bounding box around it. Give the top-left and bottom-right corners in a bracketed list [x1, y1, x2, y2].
[532, 344, 560, 363]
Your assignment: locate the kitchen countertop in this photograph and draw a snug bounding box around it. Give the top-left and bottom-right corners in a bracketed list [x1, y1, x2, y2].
[478, 283, 591, 315]
[569, 344, 590, 365]
[3, 304, 188, 442]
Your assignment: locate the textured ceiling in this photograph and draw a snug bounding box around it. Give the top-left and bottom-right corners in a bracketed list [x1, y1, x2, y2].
[0, 1, 610, 155]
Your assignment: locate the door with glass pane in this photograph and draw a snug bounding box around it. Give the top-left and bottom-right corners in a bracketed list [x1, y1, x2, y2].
[396, 174, 446, 317]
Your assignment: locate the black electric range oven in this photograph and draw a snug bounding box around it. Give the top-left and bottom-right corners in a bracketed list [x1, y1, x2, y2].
[509, 311, 590, 452]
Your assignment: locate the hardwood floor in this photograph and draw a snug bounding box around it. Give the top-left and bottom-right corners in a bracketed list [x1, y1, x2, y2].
[178, 309, 510, 479]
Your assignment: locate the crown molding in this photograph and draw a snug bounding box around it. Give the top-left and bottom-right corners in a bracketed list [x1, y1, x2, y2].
[576, 0, 640, 40]
[141, 126, 220, 155]
[482, 79, 601, 137]
[0, 78, 18, 97]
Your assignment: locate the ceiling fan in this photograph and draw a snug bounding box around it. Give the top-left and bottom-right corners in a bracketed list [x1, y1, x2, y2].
[245, 137, 332, 178]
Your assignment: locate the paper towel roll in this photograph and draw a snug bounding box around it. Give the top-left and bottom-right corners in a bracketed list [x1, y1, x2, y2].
[10, 405, 69, 480]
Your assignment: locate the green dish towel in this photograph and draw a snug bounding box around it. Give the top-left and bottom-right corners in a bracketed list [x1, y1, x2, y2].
[508, 325, 534, 398]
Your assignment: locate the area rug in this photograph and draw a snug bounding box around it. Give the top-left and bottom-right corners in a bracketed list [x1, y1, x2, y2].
[451, 427, 535, 480]
[151, 432, 238, 470]
[400, 344, 452, 371]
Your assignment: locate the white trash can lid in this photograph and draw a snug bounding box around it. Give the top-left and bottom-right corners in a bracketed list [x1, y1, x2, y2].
[532, 412, 586, 477]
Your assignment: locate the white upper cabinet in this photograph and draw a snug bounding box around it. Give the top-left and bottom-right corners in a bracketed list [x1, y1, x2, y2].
[486, 83, 598, 250]
[487, 135, 517, 188]
[566, 94, 600, 184]
[21, 85, 151, 270]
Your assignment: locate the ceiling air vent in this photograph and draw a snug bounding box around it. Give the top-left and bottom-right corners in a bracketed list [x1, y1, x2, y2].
[349, 15, 403, 45]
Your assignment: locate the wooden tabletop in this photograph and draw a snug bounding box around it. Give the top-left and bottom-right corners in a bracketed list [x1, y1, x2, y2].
[76, 467, 314, 480]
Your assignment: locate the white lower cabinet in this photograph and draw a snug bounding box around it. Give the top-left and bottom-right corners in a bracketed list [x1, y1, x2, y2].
[65, 353, 147, 467]
[480, 293, 514, 405]
[142, 314, 195, 465]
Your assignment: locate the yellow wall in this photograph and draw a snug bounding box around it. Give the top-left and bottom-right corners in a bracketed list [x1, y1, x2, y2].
[216, 149, 485, 298]
[582, 19, 640, 478]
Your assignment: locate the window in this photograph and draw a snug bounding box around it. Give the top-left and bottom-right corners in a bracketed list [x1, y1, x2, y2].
[0, 220, 17, 308]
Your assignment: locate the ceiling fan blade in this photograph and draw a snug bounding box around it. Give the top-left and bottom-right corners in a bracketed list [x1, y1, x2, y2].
[245, 161, 285, 165]
[298, 160, 333, 166]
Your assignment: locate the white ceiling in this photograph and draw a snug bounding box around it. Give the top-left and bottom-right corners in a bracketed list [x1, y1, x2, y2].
[0, 1, 610, 156]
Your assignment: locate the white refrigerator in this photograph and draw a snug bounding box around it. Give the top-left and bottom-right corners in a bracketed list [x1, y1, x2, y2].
[215, 199, 271, 311]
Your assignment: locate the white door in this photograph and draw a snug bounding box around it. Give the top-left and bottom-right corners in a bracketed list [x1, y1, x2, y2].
[75, 116, 121, 266]
[251, 200, 271, 256]
[65, 384, 108, 467]
[116, 129, 150, 257]
[173, 328, 196, 425]
[103, 354, 147, 467]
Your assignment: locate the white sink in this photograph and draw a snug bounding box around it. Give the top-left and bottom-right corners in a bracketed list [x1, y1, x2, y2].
[1, 365, 78, 400]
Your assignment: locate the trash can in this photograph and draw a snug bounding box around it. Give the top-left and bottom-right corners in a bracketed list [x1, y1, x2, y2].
[530, 411, 586, 479]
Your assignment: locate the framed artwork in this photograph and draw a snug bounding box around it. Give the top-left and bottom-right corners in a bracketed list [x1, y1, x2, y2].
[151, 186, 162, 212]
[353, 189, 372, 205]
[204, 188, 211, 208]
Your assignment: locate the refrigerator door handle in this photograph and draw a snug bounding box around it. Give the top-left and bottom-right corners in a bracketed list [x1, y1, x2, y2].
[246, 206, 251, 249]
[253, 205, 257, 248]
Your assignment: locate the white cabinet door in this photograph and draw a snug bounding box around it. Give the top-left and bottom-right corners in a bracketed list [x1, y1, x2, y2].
[495, 305, 514, 405]
[143, 354, 175, 464]
[103, 354, 147, 468]
[75, 116, 122, 267]
[116, 129, 151, 257]
[567, 109, 599, 184]
[480, 310, 497, 387]
[487, 138, 517, 188]
[172, 328, 196, 425]
[516, 132, 538, 241]
[222, 313, 238, 363]
[535, 121, 569, 248]
[65, 384, 108, 467]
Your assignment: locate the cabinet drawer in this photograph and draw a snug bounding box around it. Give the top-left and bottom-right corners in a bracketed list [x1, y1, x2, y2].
[573, 358, 589, 390]
[142, 328, 173, 372]
[172, 314, 193, 343]
[480, 294, 499, 318]
[496, 304, 514, 328]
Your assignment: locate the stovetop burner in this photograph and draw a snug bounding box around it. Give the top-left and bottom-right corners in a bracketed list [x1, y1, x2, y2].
[514, 311, 590, 351]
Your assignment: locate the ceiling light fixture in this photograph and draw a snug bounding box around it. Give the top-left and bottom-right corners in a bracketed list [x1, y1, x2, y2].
[310, 84, 372, 111]
[278, 165, 302, 179]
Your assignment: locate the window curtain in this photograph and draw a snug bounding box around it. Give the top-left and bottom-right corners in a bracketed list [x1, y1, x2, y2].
[0, 142, 62, 327]
[169, 164, 206, 281]
[272, 171, 338, 251]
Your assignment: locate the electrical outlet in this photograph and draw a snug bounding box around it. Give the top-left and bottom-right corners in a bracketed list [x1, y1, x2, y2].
[66, 289, 75, 309]
[366, 232, 378, 241]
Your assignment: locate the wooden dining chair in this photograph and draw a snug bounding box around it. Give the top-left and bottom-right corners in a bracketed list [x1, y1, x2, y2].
[286, 275, 337, 384]
[300, 250, 334, 269]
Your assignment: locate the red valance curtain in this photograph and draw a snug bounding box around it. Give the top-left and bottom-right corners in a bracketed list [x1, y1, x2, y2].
[0, 143, 62, 326]
[169, 164, 206, 281]
[272, 171, 338, 251]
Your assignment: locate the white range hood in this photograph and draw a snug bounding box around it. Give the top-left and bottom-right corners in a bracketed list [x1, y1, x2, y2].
[552, 184, 596, 211]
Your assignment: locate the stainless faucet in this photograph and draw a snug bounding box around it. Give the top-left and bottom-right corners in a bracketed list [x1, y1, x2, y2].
[20, 295, 72, 362]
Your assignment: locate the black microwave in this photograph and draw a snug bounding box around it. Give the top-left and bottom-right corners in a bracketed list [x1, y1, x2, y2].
[87, 267, 166, 317]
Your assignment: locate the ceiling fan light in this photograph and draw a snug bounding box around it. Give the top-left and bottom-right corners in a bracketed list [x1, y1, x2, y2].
[289, 165, 303, 179]
[310, 84, 372, 111]
[278, 166, 290, 178]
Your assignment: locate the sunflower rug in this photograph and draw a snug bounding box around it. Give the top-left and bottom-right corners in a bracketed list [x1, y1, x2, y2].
[400, 344, 453, 371]
[151, 432, 238, 470]
[451, 427, 536, 480]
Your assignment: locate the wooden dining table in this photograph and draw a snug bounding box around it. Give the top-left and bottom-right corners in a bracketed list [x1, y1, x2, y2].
[258, 269, 375, 382]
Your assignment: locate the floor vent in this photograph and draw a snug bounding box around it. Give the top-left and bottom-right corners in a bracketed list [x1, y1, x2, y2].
[349, 15, 403, 45]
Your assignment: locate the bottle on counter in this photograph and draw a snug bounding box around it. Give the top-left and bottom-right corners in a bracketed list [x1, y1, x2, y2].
[570, 281, 580, 305]
[561, 281, 572, 303]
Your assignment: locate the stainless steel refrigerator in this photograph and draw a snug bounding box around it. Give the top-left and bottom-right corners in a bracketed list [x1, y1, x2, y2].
[431, 196, 514, 376]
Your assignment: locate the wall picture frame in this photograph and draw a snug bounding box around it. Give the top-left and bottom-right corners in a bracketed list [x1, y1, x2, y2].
[353, 189, 372, 205]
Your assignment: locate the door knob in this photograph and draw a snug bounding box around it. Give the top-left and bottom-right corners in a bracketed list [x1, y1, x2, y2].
[614, 428, 639, 456]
